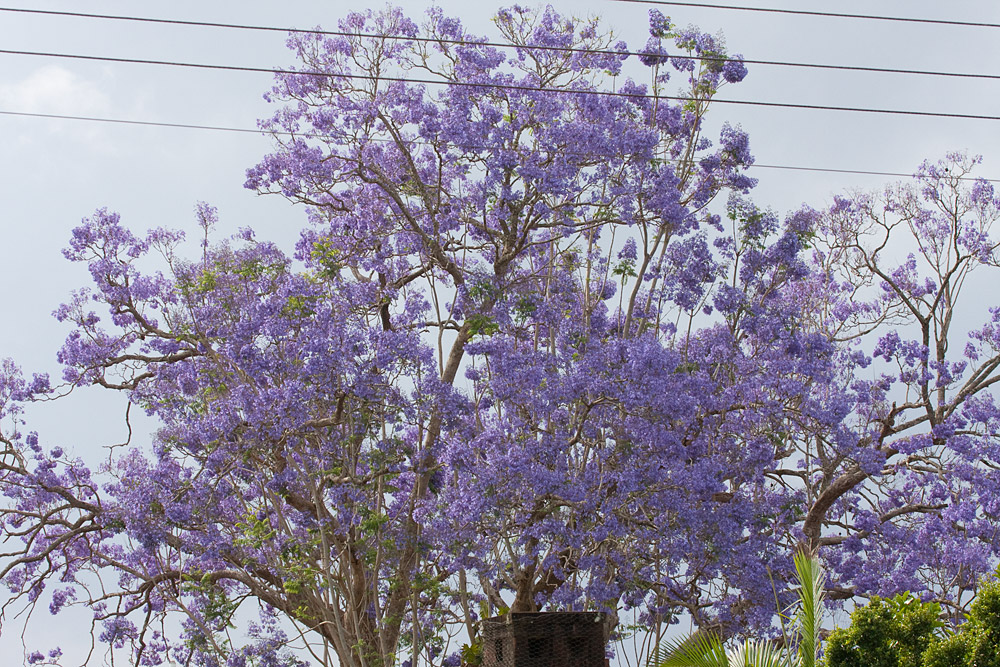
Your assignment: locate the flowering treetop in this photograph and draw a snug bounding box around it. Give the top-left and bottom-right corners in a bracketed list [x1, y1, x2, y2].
[2, 5, 1000, 667]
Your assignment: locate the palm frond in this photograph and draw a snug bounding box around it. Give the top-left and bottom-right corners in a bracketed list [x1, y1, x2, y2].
[648, 630, 731, 667]
[647, 554, 828, 667]
[791, 552, 825, 667]
[728, 638, 798, 667]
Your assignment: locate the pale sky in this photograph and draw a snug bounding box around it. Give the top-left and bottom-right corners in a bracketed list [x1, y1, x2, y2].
[1, 0, 999, 663]
[3, 0, 999, 371]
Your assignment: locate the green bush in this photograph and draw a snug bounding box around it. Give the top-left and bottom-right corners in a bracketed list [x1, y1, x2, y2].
[881, 574, 1000, 667]
[922, 634, 967, 667]
[649, 569, 1000, 667]
[939, 575, 1000, 667]
[822, 593, 943, 667]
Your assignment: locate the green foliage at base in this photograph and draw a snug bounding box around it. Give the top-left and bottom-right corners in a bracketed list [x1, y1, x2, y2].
[926, 576, 1000, 667]
[821, 593, 942, 667]
[460, 640, 483, 667]
[649, 552, 826, 667]
[922, 634, 967, 667]
[825, 575, 1000, 667]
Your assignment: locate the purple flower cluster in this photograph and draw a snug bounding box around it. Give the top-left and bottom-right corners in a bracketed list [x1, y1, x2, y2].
[5, 3, 1000, 665]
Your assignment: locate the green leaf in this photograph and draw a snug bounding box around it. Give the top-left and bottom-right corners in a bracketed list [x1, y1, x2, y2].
[729, 639, 796, 667]
[648, 631, 730, 667]
[792, 552, 825, 667]
[650, 554, 825, 667]
[613, 259, 637, 278]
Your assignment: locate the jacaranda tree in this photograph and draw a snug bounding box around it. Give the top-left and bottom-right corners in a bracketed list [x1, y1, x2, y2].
[244, 1, 819, 656]
[780, 153, 1000, 619]
[2, 4, 998, 667]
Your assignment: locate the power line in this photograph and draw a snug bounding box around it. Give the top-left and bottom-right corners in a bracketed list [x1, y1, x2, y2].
[737, 59, 1000, 82]
[0, 6, 303, 37]
[2, 7, 996, 177]
[2, 108, 997, 183]
[1, 6, 998, 82]
[3, 47, 1000, 122]
[7, 45, 1000, 85]
[705, 98, 1000, 122]
[1, 6, 640, 58]
[0, 48, 301, 77]
[0, 109, 263, 135]
[608, 0, 1000, 30]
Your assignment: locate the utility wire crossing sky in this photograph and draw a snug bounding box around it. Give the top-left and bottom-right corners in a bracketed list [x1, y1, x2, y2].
[1, 2, 1000, 182]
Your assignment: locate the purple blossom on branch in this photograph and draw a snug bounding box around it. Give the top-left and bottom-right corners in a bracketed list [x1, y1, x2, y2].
[4, 5, 1000, 667]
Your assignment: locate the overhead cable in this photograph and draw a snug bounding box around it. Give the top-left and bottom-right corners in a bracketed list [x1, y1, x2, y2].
[0, 109, 263, 135]
[0, 7, 996, 81]
[2, 48, 998, 122]
[608, 0, 1000, 30]
[1, 108, 997, 183]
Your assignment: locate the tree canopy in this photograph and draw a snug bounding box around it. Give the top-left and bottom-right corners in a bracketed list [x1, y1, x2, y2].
[2, 6, 1000, 667]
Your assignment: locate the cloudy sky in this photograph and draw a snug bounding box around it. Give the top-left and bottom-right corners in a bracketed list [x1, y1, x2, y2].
[1, 0, 998, 662]
[3, 0, 998, 370]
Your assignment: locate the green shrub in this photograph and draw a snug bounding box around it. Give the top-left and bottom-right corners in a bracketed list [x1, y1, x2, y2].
[922, 634, 967, 667]
[957, 575, 1000, 667]
[921, 574, 1000, 667]
[822, 593, 942, 667]
[649, 568, 1000, 667]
